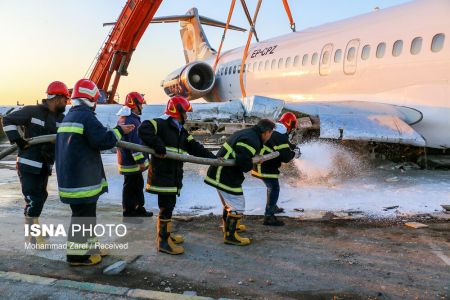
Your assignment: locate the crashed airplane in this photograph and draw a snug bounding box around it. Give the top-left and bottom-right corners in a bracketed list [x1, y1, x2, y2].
[1, 0, 449, 149]
[156, 0, 449, 149]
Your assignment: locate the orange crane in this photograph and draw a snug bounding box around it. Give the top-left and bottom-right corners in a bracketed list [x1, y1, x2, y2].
[87, 0, 163, 104]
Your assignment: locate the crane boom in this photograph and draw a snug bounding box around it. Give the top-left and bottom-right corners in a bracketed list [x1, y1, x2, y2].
[88, 0, 163, 103]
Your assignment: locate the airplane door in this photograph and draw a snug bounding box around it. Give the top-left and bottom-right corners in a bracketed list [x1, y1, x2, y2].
[319, 43, 333, 76]
[344, 39, 360, 75]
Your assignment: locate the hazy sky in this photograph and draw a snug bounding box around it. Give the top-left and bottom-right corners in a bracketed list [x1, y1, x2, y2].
[0, 0, 411, 105]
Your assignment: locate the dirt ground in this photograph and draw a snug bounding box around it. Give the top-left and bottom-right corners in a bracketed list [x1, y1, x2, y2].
[0, 146, 449, 299]
[0, 212, 448, 300]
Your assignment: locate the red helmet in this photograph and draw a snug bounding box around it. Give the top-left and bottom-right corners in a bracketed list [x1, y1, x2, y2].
[279, 112, 298, 132]
[71, 79, 100, 102]
[46, 81, 70, 98]
[125, 92, 146, 109]
[165, 96, 192, 119]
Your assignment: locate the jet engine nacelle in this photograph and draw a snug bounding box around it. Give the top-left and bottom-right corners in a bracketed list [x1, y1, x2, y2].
[161, 61, 215, 101]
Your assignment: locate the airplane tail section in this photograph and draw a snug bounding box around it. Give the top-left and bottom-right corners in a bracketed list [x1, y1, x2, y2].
[151, 8, 246, 63]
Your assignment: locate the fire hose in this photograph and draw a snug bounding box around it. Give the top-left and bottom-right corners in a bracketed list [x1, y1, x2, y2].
[0, 134, 279, 167]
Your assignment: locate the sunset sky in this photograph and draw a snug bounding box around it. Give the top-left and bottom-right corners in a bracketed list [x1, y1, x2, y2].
[0, 0, 410, 105]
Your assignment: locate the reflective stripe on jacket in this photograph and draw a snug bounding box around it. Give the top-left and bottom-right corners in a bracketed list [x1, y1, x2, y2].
[116, 113, 149, 175]
[251, 129, 296, 179]
[2, 103, 64, 174]
[205, 126, 262, 195]
[138, 116, 215, 196]
[55, 104, 123, 204]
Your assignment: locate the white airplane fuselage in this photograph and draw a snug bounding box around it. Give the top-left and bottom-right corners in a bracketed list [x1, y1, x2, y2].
[207, 0, 450, 148]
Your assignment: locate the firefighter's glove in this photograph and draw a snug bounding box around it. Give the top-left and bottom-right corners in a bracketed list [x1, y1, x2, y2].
[15, 138, 29, 150]
[294, 147, 301, 159]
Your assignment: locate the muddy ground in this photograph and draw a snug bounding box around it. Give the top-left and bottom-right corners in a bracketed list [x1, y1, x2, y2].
[0, 143, 449, 299]
[0, 212, 448, 300]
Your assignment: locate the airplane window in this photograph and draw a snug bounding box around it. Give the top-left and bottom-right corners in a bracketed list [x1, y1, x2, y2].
[410, 37, 422, 55]
[224, 66, 228, 75]
[285, 57, 292, 68]
[265, 60, 270, 70]
[361, 45, 370, 60]
[233, 65, 237, 74]
[334, 49, 342, 63]
[431, 33, 445, 52]
[258, 61, 263, 71]
[311, 52, 318, 65]
[347, 47, 356, 62]
[278, 58, 284, 69]
[293, 55, 300, 67]
[237, 65, 241, 73]
[302, 54, 309, 66]
[243, 64, 246, 73]
[271, 59, 277, 70]
[322, 51, 330, 65]
[376, 42, 386, 58]
[392, 40, 403, 57]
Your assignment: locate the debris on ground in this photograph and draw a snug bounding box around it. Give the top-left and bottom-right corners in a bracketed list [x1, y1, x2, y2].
[103, 260, 127, 275]
[383, 205, 399, 211]
[405, 222, 429, 229]
[441, 205, 450, 212]
[385, 176, 400, 182]
[394, 162, 421, 171]
[172, 216, 194, 222]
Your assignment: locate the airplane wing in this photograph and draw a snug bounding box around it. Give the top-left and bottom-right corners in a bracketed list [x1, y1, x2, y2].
[284, 101, 426, 147]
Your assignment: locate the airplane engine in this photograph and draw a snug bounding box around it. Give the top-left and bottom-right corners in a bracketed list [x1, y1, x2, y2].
[161, 61, 215, 100]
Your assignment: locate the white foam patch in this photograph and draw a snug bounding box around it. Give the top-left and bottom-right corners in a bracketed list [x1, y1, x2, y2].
[293, 141, 366, 183]
[98, 147, 449, 219]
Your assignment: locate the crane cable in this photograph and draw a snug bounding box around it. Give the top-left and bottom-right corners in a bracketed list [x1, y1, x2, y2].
[239, 0, 262, 99]
[240, 0, 259, 43]
[282, 0, 296, 32]
[213, 0, 237, 72]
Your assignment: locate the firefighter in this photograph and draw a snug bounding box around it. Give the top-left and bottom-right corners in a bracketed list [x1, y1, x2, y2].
[116, 92, 153, 219]
[205, 119, 275, 246]
[55, 79, 134, 266]
[251, 112, 301, 226]
[2, 81, 68, 247]
[138, 96, 216, 255]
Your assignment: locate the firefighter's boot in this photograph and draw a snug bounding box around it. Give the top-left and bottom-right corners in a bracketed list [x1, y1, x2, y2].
[157, 217, 184, 255]
[222, 209, 246, 233]
[68, 254, 102, 267]
[167, 220, 184, 244]
[224, 212, 251, 246]
[263, 215, 285, 226]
